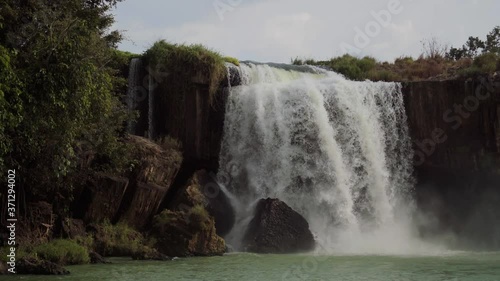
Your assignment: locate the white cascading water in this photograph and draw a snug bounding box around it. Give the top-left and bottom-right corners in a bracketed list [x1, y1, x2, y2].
[219, 62, 438, 255]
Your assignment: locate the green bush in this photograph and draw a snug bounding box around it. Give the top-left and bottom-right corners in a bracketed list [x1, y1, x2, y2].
[189, 204, 211, 230]
[0, 0, 132, 209]
[458, 53, 499, 77]
[473, 53, 499, 73]
[367, 70, 402, 82]
[395, 56, 414, 65]
[95, 222, 145, 257]
[0, 246, 29, 263]
[33, 239, 90, 265]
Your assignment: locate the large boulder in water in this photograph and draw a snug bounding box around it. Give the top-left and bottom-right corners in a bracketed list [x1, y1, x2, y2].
[242, 198, 315, 253]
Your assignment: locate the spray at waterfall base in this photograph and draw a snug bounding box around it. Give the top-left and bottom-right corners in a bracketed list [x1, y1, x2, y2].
[218, 63, 445, 255]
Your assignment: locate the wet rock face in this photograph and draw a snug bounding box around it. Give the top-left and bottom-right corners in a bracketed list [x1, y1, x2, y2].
[403, 75, 500, 249]
[242, 198, 315, 254]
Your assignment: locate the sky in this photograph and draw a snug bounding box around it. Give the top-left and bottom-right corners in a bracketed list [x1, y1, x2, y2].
[112, 0, 499, 63]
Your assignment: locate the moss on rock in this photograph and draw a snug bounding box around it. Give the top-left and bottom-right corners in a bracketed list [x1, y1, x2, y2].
[152, 205, 225, 257]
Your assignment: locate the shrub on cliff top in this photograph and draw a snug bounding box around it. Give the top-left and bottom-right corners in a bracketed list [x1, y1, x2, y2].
[33, 239, 90, 265]
[458, 52, 500, 77]
[143, 40, 227, 104]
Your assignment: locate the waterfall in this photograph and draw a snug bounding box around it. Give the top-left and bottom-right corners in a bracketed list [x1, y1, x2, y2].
[219, 63, 432, 254]
[127, 58, 142, 134]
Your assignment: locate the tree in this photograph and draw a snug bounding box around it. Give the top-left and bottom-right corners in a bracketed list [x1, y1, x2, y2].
[485, 26, 500, 54]
[446, 26, 500, 60]
[0, 0, 130, 208]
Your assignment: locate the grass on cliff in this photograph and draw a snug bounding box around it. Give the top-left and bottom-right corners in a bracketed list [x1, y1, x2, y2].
[189, 205, 211, 231]
[143, 40, 229, 105]
[292, 52, 500, 82]
[224, 56, 240, 66]
[153, 205, 211, 232]
[1, 240, 90, 265]
[93, 221, 146, 257]
[33, 239, 90, 265]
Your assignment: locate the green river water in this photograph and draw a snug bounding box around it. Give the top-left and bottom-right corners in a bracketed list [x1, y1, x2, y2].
[3, 252, 500, 281]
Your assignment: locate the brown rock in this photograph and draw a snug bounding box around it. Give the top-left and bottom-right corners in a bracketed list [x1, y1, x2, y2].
[127, 135, 182, 186]
[131, 246, 171, 261]
[119, 182, 170, 229]
[75, 174, 129, 224]
[17, 257, 70, 275]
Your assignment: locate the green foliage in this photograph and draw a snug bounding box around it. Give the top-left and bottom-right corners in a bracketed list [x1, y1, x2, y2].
[189, 205, 211, 230]
[73, 234, 95, 251]
[0, 0, 132, 207]
[291, 57, 317, 65]
[223, 56, 240, 66]
[153, 209, 177, 230]
[0, 45, 23, 172]
[366, 69, 402, 82]
[0, 246, 29, 262]
[447, 26, 500, 60]
[325, 55, 377, 80]
[33, 239, 90, 265]
[144, 40, 227, 104]
[458, 53, 500, 77]
[292, 55, 377, 81]
[94, 222, 145, 257]
[395, 56, 414, 65]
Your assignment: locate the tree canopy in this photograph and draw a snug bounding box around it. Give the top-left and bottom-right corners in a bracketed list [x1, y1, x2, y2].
[0, 0, 131, 208]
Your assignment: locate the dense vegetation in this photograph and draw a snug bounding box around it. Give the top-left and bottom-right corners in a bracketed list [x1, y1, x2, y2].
[33, 239, 90, 265]
[292, 26, 500, 82]
[0, 0, 133, 213]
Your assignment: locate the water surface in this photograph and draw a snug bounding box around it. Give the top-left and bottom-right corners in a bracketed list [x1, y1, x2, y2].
[5, 252, 500, 281]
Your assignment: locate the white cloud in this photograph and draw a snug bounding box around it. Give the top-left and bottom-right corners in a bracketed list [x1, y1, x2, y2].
[113, 0, 500, 63]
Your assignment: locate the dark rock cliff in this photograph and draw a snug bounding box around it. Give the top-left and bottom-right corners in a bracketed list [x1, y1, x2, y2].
[402, 75, 500, 249]
[150, 73, 228, 172]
